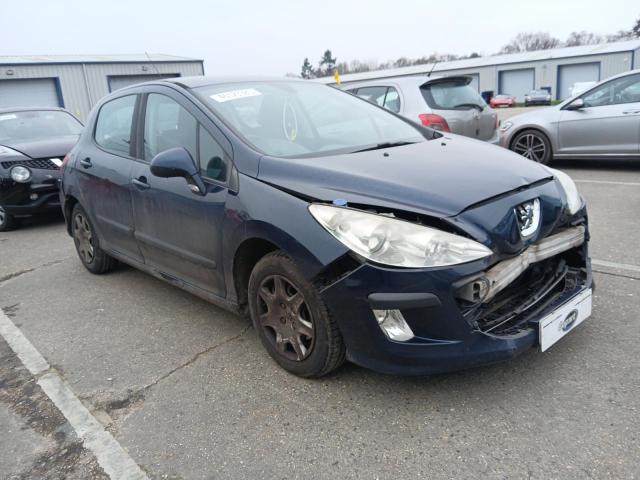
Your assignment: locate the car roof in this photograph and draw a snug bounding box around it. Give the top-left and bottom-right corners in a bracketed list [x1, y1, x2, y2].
[0, 106, 69, 114]
[336, 74, 474, 90]
[162, 75, 310, 89]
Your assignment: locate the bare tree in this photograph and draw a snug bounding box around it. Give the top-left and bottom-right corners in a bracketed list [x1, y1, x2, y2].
[565, 31, 605, 46]
[499, 32, 561, 54]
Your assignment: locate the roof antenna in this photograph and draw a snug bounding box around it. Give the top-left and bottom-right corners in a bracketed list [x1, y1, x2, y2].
[144, 51, 162, 76]
[427, 60, 438, 77]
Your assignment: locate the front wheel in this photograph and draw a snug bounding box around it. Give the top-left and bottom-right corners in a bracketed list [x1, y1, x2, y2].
[248, 251, 345, 377]
[510, 129, 552, 164]
[0, 206, 16, 232]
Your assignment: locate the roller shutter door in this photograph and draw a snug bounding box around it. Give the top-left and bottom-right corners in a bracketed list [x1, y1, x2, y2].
[499, 69, 534, 102]
[0, 78, 61, 108]
[108, 74, 180, 92]
[557, 63, 599, 100]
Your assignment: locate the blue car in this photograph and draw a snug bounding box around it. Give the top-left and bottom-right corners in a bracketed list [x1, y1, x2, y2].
[59, 77, 593, 377]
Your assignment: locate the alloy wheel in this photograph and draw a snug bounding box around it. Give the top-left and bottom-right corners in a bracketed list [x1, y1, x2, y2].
[73, 213, 94, 264]
[513, 133, 547, 162]
[256, 274, 315, 361]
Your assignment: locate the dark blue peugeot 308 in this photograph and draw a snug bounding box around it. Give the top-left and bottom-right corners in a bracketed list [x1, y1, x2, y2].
[60, 77, 593, 377]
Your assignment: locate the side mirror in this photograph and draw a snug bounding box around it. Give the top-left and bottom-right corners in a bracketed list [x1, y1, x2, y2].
[150, 147, 206, 195]
[565, 98, 585, 111]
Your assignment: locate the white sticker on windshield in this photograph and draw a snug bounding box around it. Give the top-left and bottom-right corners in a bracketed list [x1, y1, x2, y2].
[210, 88, 262, 103]
[0, 114, 17, 121]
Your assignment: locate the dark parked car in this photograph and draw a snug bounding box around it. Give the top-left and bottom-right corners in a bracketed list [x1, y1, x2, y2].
[0, 107, 82, 231]
[60, 77, 593, 377]
[524, 89, 552, 106]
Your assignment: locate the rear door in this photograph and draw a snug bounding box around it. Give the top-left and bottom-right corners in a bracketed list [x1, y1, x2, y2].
[129, 87, 231, 296]
[557, 73, 640, 155]
[420, 78, 496, 141]
[75, 93, 143, 262]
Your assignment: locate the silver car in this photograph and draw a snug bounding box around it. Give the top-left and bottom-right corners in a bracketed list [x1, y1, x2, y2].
[340, 75, 499, 144]
[501, 69, 640, 164]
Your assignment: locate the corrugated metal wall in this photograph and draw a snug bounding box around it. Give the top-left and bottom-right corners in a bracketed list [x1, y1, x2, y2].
[0, 61, 203, 120]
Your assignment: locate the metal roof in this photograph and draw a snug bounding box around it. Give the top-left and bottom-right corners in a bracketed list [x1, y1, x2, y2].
[0, 53, 202, 65]
[316, 39, 640, 84]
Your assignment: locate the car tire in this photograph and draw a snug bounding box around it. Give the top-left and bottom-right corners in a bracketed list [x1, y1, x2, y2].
[71, 204, 118, 274]
[0, 206, 17, 232]
[248, 251, 346, 377]
[510, 129, 553, 165]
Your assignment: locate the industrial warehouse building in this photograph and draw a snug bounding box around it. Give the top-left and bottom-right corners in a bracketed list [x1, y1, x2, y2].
[0, 54, 204, 119]
[318, 39, 640, 102]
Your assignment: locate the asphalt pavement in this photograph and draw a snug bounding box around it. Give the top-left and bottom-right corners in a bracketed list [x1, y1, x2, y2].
[1, 160, 639, 479]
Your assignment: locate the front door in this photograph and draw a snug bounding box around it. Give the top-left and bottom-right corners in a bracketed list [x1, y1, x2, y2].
[75, 93, 143, 263]
[130, 90, 231, 297]
[557, 73, 640, 156]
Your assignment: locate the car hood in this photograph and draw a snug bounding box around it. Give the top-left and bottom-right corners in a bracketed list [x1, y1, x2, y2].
[506, 106, 561, 126]
[1, 135, 79, 159]
[257, 134, 552, 218]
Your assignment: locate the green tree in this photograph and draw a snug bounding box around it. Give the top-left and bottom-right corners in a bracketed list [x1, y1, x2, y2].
[319, 49, 337, 77]
[300, 57, 315, 79]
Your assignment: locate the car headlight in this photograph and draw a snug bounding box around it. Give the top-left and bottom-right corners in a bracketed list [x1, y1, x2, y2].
[308, 204, 492, 268]
[10, 165, 32, 183]
[500, 121, 513, 132]
[546, 167, 582, 214]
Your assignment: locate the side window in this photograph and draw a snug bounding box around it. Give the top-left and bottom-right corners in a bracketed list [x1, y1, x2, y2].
[583, 74, 640, 107]
[356, 86, 388, 107]
[383, 87, 401, 113]
[198, 125, 227, 182]
[144, 93, 197, 161]
[94, 95, 136, 156]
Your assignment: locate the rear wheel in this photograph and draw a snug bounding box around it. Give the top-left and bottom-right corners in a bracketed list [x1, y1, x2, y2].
[511, 129, 552, 164]
[0, 206, 16, 232]
[248, 251, 345, 377]
[71, 204, 118, 274]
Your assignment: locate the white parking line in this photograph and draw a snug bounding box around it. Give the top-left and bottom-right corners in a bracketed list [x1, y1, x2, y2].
[0, 310, 149, 480]
[592, 259, 640, 274]
[574, 179, 640, 187]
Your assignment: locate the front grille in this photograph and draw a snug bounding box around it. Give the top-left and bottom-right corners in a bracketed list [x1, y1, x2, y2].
[1, 158, 60, 170]
[459, 247, 588, 336]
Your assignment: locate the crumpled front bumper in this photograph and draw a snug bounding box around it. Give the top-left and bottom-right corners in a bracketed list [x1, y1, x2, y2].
[319, 231, 592, 376]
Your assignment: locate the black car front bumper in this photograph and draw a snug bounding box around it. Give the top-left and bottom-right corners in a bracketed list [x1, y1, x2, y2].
[0, 177, 61, 217]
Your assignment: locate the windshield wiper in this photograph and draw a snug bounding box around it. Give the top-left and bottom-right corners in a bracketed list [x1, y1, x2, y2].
[351, 141, 417, 153]
[453, 103, 484, 111]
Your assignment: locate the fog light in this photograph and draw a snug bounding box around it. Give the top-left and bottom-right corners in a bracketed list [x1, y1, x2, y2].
[372, 309, 414, 342]
[30, 193, 39, 200]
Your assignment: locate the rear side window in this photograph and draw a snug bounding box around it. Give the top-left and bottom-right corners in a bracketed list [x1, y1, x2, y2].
[94, 95, 136, 156]
[143, 93, 197, 161]
[355, 86, 401, 113]
[421, 79, 486, 111]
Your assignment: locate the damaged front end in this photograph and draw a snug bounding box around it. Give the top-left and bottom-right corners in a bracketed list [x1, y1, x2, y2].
[455, 223, 591, 336]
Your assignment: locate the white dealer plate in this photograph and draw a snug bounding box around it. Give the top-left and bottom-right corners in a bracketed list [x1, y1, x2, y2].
[539, 288, 592, 352]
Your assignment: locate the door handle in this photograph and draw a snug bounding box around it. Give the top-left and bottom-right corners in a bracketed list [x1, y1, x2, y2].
[80, 157, 92, 168]
[132, 176, 150, 190]
[622, 110, 640, 115]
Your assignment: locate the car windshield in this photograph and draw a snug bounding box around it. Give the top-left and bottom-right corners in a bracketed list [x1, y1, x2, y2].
[495, 95, 510, 99]
[530, 90, 547, 95]
[420, 78, 486, 110]
[0, 110, 82, 143]
[193, 81, 425, 158]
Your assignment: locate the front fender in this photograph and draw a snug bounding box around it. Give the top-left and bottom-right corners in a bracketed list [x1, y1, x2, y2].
[222, 174, 349, 295]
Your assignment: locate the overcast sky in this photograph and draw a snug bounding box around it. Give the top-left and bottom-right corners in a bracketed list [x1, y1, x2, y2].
[1, 0, 637, 75]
